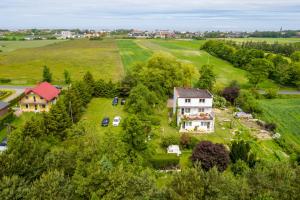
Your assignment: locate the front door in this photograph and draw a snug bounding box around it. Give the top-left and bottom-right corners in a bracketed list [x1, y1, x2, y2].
[181, 108, 184, 115]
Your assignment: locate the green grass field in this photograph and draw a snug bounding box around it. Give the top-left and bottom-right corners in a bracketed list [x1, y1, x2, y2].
[0, 40, 65, 52]
[220, 37, 300, 44]
[0, 39, 124, 84]
[259, 98, 300, 151]
[82, 98, 127, 136]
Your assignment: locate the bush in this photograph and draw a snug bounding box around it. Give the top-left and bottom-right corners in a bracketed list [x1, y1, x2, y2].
[222, 86, 240, 104]
[150, 154, 180, 170]
[264, 88, 278, 99]
[191, 141, 230, 172]
[265, 122, 277, 132]
[0, 111, 15, 130]
[235, 90, 262, 113]
[161, 135, 179, 148]
[0, 78, 11, 83]
[180, 133, 199, 149]
[213, 95, 227, 108]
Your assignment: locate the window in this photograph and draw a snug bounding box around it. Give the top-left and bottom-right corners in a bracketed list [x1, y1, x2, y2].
[185, 108, 190, 113]
[33, 96, 36, 102]
[186, 121, 192, 126]
[199, 98, 205, 103]
[34, 105, 37, 110]
[201, 122, 206, 126]
[25, 96, 29, 99]
[185, 98, 191, 103]
[198, 108, 204, 112]
[25, 104, 29, 109]
[42, 105, 46, 108]
[40, 96, 44, 100]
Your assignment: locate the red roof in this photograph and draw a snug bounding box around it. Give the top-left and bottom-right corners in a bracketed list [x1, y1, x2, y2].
[25, 82, 60, 101]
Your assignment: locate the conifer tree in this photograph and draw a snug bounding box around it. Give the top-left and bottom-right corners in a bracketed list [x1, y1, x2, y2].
[63, 87, 84, 123]
[83, 71, 95, 95]
[42, 66, 52, 83]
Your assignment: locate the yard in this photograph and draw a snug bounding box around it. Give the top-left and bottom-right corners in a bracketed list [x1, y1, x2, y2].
[0, 39, 124, 84]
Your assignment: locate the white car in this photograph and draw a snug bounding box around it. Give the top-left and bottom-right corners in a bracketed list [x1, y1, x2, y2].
[112, 116, 121, 126]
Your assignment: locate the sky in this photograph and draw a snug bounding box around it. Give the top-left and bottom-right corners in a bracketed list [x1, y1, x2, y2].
[1, 0, 300, 31]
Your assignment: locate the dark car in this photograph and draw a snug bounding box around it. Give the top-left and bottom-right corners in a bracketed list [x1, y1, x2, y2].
[121, 98, 126, 105]
[0, 138, 7, 146]
[112, 97, 118, 106]
[101, 117, 110, 127]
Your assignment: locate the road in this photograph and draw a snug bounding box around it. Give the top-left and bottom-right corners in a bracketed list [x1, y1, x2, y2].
[258, 90, 300, 95]
[0, 85, 28, 103]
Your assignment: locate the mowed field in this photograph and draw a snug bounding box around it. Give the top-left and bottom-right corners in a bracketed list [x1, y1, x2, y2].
[0, 39, 124, 84]
[0, 40, 65, 52]
[259, 98, 300, 151]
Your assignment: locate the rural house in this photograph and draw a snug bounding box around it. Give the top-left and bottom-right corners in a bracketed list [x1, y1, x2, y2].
[173, 87, 214, 133]
[19, 82, 60, 112]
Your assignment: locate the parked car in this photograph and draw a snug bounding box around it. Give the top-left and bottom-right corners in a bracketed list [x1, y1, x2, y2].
[101, 117, 110, 126]
[113, 116, 121, 126]
[121, 98, 126, 105]
[112, 97, 118, 106]
[0, 138, 7, 152]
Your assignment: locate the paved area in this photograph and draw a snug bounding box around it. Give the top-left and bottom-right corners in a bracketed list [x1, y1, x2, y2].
[0, 85, 28, 103]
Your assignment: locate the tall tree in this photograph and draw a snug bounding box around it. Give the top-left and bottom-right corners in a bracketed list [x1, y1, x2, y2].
[63, 87, 84, 123]
[246, 58, 273, 88]
[64, 70, 71, 85]
[42, 66, 52, 82]
[196, 64, 216, 90]
[83, 71, 95, 95]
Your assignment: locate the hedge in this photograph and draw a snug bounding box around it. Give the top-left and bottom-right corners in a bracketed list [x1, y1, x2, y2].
[150, 154, 180, 170]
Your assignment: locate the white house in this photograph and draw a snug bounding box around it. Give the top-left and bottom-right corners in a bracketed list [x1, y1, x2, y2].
[167, 145, 181, 156]
[173, 87, 214, 133]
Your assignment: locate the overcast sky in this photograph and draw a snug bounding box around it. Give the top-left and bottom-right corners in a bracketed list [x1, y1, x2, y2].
[1, 0, 300, 31]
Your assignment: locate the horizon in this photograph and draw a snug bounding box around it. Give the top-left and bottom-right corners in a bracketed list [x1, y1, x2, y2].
[1, 0, 300, 31]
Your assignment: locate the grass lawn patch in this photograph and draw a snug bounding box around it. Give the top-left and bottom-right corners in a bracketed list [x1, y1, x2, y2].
[0, 39, 124, 84]
[0, 40, 65, 52]
[81, 98, 127, 137]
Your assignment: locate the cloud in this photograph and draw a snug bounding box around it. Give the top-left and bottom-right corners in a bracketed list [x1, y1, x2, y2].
[0, 0, 299, 30]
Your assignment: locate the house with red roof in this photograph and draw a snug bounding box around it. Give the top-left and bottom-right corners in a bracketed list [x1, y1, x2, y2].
[19, 82, 60, 112]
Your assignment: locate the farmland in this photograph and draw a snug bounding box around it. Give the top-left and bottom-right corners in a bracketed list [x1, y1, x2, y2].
[258, 98, 300, 151]
[0, 39, 124, 84]
[0, 40, 65, 52]
[221, 37, 300, 44]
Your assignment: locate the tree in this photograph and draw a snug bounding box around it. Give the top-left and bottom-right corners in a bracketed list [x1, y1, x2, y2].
[83, 71, 95, 95]
[196, 64, 216, 90]
[230, 140, 257, 168]
[64, 70, 71, 84]
[246, 58, 273, 88]
[122, 115, 148, 153]
[0, 175, 29, 200]
[235, 90, 261, 113]
[291, 51, 300, 62]
[63, 87, 84, 123]
[125, 84, 159, 116]
[22, 117, 45, 138]
[44, 100, 72, 139]
[222, 86, 240, 104]
[191, 141, 230, 172]
[42, 65, 52, 82]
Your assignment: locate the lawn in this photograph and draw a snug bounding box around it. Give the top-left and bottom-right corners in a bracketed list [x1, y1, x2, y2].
[0, 112, 36, 141]
[81, 98, 127, 136]
[0, 39, 124, 85]
[258, 98, 300, 151]
[117, 39, 152, 71]
[0, 40, 65, 52]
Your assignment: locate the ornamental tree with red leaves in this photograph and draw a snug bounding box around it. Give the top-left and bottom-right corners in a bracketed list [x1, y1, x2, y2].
[191, 141, 230, 172]
[222, 86, 240, 104]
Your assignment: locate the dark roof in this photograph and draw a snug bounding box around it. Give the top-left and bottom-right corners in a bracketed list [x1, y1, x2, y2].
[175, 87, 212, 98]
[0, 101, 9, 110]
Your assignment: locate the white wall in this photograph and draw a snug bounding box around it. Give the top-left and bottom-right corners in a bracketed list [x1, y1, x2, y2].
[177, 97, 212, 108]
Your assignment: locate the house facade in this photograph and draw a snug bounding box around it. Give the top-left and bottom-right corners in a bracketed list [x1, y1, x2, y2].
[173, 87, 214, 133]
[19, 82, 60, 112]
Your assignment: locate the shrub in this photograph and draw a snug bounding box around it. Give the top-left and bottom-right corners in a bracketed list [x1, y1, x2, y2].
[264, 88, 278, 99]
[230, 160, 249, 176]
[222, 86, 240, 104]
[235, 90, 262, 113]
[191, 141, 230, 172]
[150, 154, 180, 170]
[0, 78, 11, 83]
[160, 135, 179, 148]
[213, 95, 227, 108]
[180, 133, 200, 149]
[265, 122, 277, 132]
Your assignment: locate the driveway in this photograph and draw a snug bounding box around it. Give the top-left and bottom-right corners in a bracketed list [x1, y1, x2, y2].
[0, 85, 28, 103]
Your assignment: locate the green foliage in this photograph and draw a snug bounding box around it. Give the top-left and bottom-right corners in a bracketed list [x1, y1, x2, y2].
[236, 90, 262, 113]
[247, 58, 273, 88]
[180, 133, 199, 149]
[42, 65, 52, 82]
[230, 140, 257, 168]
[230, 160, 250, 176]
[125, 84, 159, 115]
[22, 117, 45, 138]
[150, 154, 180, 169]
[122, 115, 148, 153]
[83, 71, 95, 95]
[63, 86, 84, 123]
[160, 135, 180, 148]
[264, 88, 279, 99]
[44, 100, 72, 139]
[291, 51, 300, 62]
[0, 111, 15, 130]
[196, 64, 216, 90]
[63, 69, 71, 84]
[0, 175, 29, 200]
[94, 79, 119, 98]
